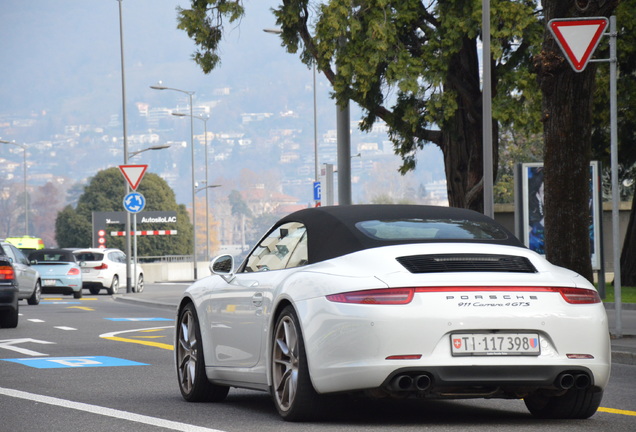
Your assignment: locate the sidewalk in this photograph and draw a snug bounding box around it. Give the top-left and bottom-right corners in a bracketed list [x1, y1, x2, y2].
[114, 283, 636, 366]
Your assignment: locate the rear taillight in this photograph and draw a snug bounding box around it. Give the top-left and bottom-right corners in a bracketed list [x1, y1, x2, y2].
[553, 287, 601, 304]
[0, 265, 15, 281]
[67, 268, 81, 276]
[326, 286, 602, 305]
[327, 288, 415, 305]
[94, 263, 108, 270]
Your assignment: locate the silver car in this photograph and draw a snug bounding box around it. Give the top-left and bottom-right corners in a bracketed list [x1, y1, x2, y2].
[0, 241, 41, 305]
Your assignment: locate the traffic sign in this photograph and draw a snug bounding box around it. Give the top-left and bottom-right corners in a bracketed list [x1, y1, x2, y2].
[123, 192, 145, 214]
[548, 17, 608, 72]
[119, 164, 148, 190]
[313, 181, 321, 201]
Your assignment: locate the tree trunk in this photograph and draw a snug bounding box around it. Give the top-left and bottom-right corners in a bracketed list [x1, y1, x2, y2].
[537, 1, 617, 282]
[620, 196, 636, 285]
[441, 36, 498, 213]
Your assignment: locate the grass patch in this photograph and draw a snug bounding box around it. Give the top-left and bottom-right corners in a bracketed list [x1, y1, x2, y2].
[599, 285, 636, 303]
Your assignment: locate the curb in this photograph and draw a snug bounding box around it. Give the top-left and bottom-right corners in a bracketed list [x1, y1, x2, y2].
[612, 351, 636, 366]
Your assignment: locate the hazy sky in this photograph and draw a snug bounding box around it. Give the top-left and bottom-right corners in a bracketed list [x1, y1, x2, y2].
[0, 1, 446, 207]
[0, 0, 312, 123]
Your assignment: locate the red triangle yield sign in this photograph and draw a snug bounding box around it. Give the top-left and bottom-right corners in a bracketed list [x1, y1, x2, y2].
[549, 17, 608, 72]
[119, 164, 148, 190]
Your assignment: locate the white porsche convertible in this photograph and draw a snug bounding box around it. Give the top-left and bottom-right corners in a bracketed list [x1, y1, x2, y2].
[175, 205, 610, 421]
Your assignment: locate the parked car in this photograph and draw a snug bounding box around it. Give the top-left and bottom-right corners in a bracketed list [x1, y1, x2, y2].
[29, 249, 82, 299]
[73, 248, 143, 295]
[0, 240, 41, 305]
[0, 255, 19, 328]
[175, 205, 610, 421]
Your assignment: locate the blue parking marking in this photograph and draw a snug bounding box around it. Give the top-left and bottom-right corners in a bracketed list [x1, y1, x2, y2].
[105, 318, 172, 322]
[1, 356, 148, 369]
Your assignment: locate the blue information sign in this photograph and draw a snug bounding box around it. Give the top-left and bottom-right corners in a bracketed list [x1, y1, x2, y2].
[313, 181, 321, 201]
[123, 192, 145, 214]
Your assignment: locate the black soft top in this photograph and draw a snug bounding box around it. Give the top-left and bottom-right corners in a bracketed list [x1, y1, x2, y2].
[275, 204, 524, 264]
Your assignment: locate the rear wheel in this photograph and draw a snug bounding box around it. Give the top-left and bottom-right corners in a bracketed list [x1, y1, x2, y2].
[176, 302, 229, 402]
[107, 276, 119, 295]
[135, 275, 144, 293]
[27, 280, 41, 305]
[73, 289, 83, 299]
[89, 287, 101, 295]
[525, 388, 603, 419]
[271, 305, 320, 421]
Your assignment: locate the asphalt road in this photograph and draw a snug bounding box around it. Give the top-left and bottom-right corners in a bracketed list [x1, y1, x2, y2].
[1, 286, 634, 431]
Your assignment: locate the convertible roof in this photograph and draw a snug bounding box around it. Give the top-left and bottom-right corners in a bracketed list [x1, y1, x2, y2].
[276, 204, 524, 264]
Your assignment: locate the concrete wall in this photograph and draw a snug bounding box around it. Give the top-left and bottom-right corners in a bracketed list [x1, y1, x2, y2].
[142, 260, 212, 283]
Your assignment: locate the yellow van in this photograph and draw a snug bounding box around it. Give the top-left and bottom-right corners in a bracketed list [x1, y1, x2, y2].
[5, 236, 45, 251]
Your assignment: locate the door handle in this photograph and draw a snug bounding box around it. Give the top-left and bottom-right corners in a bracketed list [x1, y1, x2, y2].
[252, 292, 264, 307]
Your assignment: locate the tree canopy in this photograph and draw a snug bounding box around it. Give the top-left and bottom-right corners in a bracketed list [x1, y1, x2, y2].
[178, 0, 543, 212]
[55, 167, 193, 256]
[177, 0, 636, 283]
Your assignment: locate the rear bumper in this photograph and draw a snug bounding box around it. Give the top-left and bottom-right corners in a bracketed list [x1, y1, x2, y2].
[381, 365, 599, 397]
[41, 285, 79, 295]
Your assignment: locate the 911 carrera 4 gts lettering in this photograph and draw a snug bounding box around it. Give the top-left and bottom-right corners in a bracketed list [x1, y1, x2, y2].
[457, 301, 532, 307]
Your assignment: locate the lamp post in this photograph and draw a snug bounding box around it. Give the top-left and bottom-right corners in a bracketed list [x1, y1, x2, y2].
[129, 144, 171, 158]
[151, 83, 198, 280]
[173, 112, 212, 260]
[0, 139, 28, 234]
[115, 0, 138, 293]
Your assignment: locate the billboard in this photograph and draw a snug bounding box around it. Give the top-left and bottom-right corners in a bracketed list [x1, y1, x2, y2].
[518, 162, 601, 270]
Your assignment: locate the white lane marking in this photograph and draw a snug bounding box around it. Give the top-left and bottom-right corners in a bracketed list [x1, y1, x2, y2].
[55, 326, 77, 331]
[28, 319, 45, 323]
[99, 325, 173, 338]
[0, 387, 227, 432]
[0, 338, 55, 356]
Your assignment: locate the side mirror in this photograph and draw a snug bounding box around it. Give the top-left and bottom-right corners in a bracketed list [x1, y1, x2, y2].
[210, 254, 234, 275]
[210, 254, 235, 283]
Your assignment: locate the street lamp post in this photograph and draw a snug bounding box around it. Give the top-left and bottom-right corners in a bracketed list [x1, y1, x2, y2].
[151, 83, 198, 280]
[115, 0, 134, 293]
[0, 139, 28, 234]
[173, 112, 211, 260]
[128, 144, 171, 158]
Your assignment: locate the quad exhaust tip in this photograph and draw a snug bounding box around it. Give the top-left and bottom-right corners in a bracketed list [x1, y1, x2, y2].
[555, 373, 590, 390]
[390, 374, 432, 392]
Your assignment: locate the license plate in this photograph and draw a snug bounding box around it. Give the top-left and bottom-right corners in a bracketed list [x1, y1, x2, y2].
[451, 333, 540, 356]
[82, 268, 91, 273]
[43, 279, 56, 286]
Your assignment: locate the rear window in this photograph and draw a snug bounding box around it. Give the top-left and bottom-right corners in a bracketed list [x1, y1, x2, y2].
[74, 252, 104, 261]
[30, 252, 74, 262]
[355, 218, 509, 241]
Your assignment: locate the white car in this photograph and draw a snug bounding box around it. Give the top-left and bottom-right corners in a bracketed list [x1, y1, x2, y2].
[73, 248, 143, 295]
[175, 205, 610, 421]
